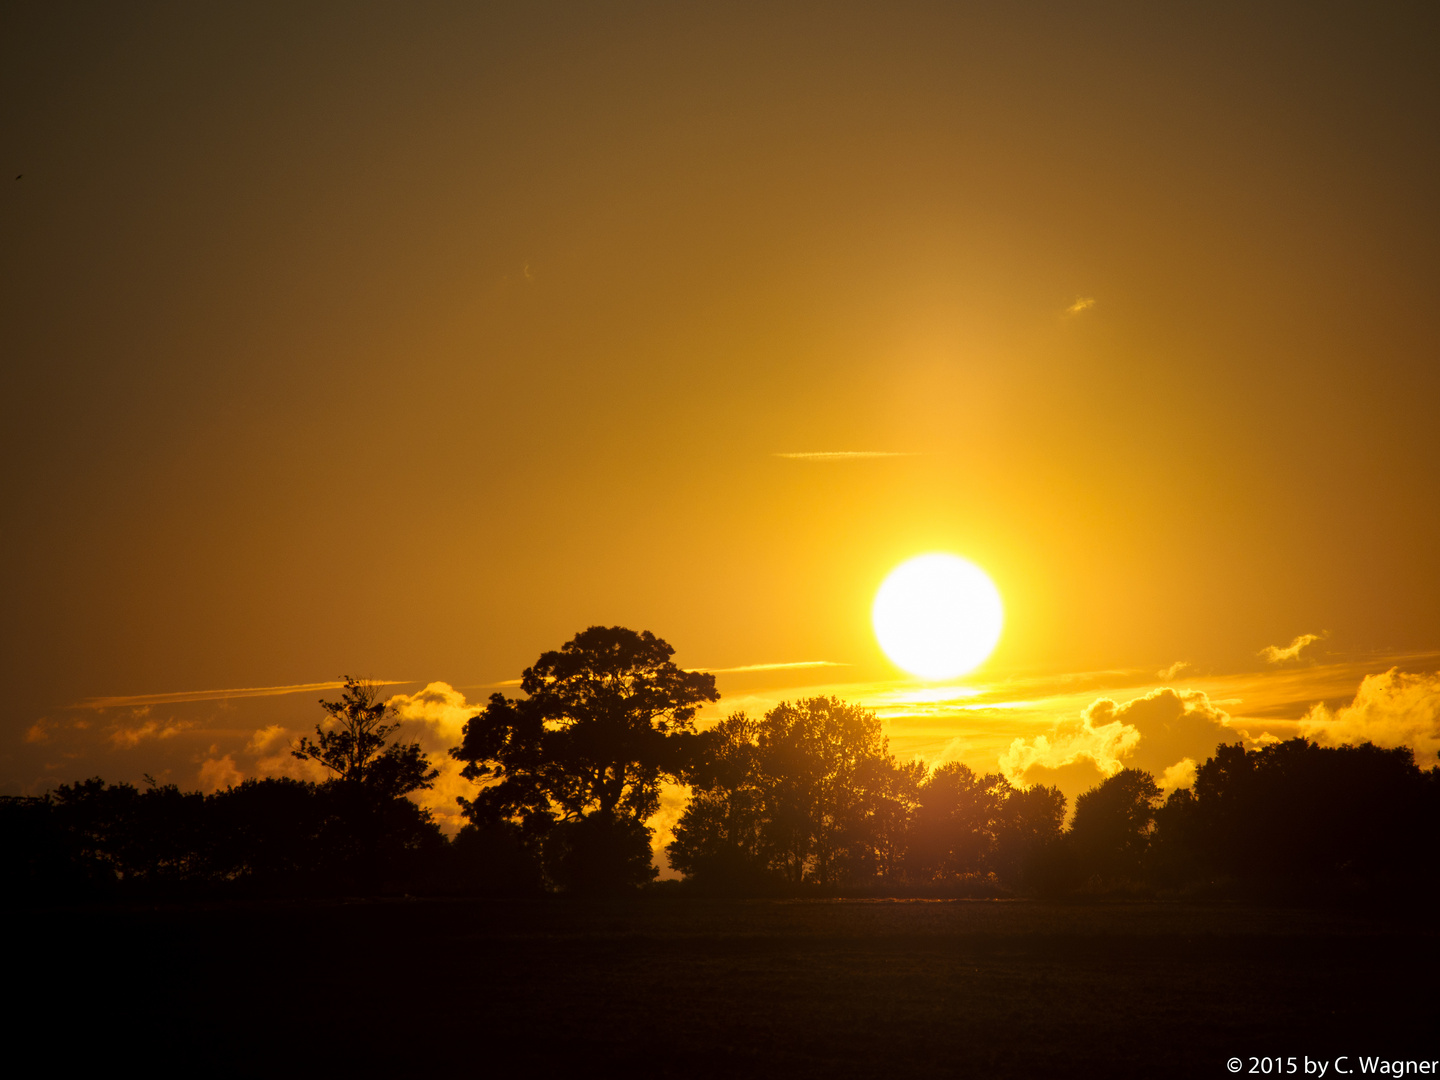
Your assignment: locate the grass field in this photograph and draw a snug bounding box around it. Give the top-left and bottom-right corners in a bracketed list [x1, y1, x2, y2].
[19, 898, 1436, 1078]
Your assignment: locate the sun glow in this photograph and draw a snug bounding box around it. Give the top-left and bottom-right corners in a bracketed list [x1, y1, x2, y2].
[872, 554, 1004, 681]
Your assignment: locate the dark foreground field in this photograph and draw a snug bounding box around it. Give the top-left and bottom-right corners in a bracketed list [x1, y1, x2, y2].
[16, 898, 1436, 1078]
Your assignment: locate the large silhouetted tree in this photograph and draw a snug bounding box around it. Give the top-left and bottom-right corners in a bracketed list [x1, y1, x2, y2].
[1152, 737, 1440, 891]
[991, 780, 1067, 887]
[669, 697, 921, 890]
[1067, 767, 1162, 881]
[906, 763, 1006, 879]
[451, 626, 718, 891]
[904, 765, 1067, 887]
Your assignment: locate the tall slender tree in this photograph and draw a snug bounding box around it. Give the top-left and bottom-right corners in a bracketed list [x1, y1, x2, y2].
[293, 677, 437, 797]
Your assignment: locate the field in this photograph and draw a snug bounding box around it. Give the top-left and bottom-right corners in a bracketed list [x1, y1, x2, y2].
[20, 898, 1436, 1078]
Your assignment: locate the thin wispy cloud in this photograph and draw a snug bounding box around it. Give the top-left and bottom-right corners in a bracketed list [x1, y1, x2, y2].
[77, 680, 407, 710]
[1157, 660, 1192, 680]
[773, 452, 920, 461]
[1260, 633, 1325, 665]
[691, 661, 848, 674]
[109, 718, 195, 748]
[1065, 296, 1096, 315]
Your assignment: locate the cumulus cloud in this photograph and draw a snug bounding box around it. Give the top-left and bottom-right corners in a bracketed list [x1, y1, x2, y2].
[647, 783, 693, 875]
[1065, 297, 1096, 315]
[109, 714, 195, 749]
[198, 754, 243, 792]
[247, 724, 289, 755]
[999, 708, 1140, 787]
[1160, 758, 1198, 791]
[999, 687, 1233, 796]
[254, 749, 329, 784]
[1157, 661, 1192, 680]
[387, 682, 482, 835]
[1298, 668, 1440, 764]
[1260, 632, 1325, 664]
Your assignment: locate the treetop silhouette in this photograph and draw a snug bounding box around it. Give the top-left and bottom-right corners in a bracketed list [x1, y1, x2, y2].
[293, 676, 437, 798]
[670, 697, 923, 888]
[452, 626, 719, 828]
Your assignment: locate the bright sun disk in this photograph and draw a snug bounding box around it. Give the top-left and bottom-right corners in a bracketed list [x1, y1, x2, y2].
[872, 553, 1004, 680]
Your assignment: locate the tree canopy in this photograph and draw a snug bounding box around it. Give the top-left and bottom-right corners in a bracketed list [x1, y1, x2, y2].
[7, 630, 1440, 904]
[292, 677, 438, 798]
[451, 626, 719, 890]
[1067, 767, 1163, 881]
[453, 627, 718, 827]
[669, 697, 923, 888]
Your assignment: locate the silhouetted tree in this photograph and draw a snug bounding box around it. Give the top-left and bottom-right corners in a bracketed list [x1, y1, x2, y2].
[293, 677, 438, 797]
[291, 678, 443, 891]
[448, 819, 545, 897]
[452, 626, 719, 891]
[991, 780, 1067, 887]
[1152, 737, 1440, 894]
[206, 777, 330, 892]
[1067, 767, 1161, 882]
[898, 764, 1065, 889]
[669, 697, 921, 890]
[906, 763, 1005, 880]
[664, 711, 771, 891]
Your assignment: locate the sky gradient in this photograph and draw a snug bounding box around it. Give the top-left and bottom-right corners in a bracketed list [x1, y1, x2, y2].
[5, 2, 1438, 846]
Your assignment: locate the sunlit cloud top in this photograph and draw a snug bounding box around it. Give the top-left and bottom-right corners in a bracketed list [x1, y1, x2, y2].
[1260, 633, 1326, 665]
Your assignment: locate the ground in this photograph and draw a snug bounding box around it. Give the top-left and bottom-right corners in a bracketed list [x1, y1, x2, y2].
[16, 898, 1436, 1077]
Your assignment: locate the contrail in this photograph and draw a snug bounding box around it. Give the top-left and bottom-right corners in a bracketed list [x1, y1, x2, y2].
[77, 679, 408, 709]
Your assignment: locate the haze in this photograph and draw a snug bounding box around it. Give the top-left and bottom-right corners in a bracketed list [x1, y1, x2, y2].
[4, 2, 1438, 820]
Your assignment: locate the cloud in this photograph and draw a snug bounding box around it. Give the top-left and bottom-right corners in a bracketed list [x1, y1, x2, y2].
[690, 661, 848, 674]
[1065, 297, 1096, 315]
[1157, 661, 1192, 680]
[647, 783, 693, 877]
[1298, 668, 1440, 764]
[78, 679, 407, 710]
[999, 708, 1140, 788]
[387, 682, 483, 834]
[1260, 633, 1325, 664]
[1160, 758, 1197, 791]
[923, 736, 970, 771]
[230, 682, 480, 829]
[198, 754, 243, 792]
[247, 725, 289, 755]
[253, 750, 330, 785]
[999, 687, 1233, 796]
[773, 451, 919, 461]
[109, 716, 195, 749]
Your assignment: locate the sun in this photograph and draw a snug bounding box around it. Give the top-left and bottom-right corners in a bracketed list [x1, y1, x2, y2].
[872, 553, 1004, 680]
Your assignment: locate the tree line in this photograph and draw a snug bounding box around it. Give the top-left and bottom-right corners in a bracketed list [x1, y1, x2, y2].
[5, 626, 1438, 903]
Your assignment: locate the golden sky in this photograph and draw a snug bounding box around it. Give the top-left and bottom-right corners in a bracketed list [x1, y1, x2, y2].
[4, 3, 1439, 834]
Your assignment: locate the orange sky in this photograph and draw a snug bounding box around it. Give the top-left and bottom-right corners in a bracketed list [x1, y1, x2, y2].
[4, 3, 1439, 831]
